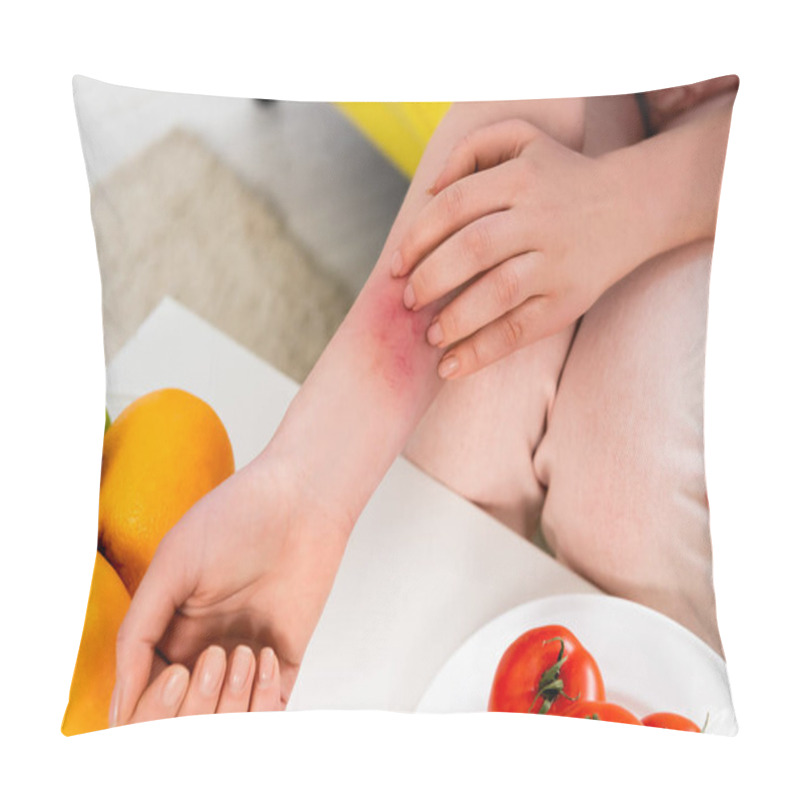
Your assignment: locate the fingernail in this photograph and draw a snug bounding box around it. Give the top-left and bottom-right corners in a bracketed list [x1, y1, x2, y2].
[403, 283, 416, 310]
[258, 648, 276, 686]
[427, 321, 444, 347]
[109, 684, 123, 728]
[390, 250, 403, 277]
[162, 668, 189, 707]
[438, 355, 459, 379]
[200, 646, 226, 697]
[229, 646, 252, 693]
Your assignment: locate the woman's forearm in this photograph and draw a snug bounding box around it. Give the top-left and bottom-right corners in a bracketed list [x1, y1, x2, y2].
[264, 99, 586, 530]
[268, 245, 441, 527]
[601, 88, 737, 281]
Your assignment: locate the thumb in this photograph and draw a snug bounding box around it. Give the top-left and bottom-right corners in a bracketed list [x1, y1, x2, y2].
[109, 537, 194, 727]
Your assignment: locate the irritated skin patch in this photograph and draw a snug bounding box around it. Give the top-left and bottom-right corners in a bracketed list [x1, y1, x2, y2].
[362, 276, 439, 396]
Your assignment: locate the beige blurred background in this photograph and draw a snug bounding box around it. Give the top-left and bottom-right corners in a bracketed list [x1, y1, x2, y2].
[73, 77, 410, 382]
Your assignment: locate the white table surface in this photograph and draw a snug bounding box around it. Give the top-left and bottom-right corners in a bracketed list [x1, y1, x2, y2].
[106, 297, 598, 712]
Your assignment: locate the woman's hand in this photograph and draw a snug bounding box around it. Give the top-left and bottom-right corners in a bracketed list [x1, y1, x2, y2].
[391, 118, 633, 380]
[123, 645, 283, 724]
[109, 450, 353, 726]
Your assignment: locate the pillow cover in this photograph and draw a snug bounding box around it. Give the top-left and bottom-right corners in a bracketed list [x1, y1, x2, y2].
[64, 75, 738, 735]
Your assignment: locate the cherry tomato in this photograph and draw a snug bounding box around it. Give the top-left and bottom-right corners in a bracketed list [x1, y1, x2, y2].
[641, 712, 702, 732]
[562, 700, 642, 725]
[488, 625, 605, 714]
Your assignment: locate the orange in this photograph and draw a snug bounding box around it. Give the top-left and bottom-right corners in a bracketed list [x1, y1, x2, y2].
[98, 388, 235, 595]
[61, 552, 130, 736]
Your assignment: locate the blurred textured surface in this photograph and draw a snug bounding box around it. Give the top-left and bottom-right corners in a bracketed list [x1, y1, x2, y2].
[91, 128, 354, 382]
[73, 77, 409, 296]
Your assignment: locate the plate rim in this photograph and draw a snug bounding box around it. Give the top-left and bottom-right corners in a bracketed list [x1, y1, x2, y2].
[415, 592, 732, 718]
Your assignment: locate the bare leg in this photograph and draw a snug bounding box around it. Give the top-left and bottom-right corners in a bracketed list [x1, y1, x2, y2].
[533, 238, 721, 654]
[404, 323, 575, 536]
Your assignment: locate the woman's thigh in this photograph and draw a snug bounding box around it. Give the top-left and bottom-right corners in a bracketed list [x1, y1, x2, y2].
[533, 239, 722, 654]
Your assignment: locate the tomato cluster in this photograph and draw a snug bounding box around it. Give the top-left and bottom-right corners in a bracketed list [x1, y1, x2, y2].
[488, 625, 703, 732]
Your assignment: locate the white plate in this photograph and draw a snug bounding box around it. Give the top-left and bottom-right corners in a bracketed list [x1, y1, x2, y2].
[416, 593, 737, 735]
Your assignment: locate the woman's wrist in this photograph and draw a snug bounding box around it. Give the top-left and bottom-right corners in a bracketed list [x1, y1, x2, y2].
[593, 144, 670, 286]
[596, 91, 735, 278]
[254, 422, 361, 549]
[257, 408, 360, 537]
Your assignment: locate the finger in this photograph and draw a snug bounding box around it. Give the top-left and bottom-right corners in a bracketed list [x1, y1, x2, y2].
[431, 118, 539, 194]
[249, 648, 281, 712]
[278, 661, 300, 709]
[110, 536, 195, 728]
[404, 210, 522, 311]
[176, 645, 227, 717]
[392, 161, 517, 278]
[426, 252, 540, 349]
[216, 645, 256, 714]
[148, 650, 170, 683]
[128, 663, 190, 725]
[437, 296, 557, 380]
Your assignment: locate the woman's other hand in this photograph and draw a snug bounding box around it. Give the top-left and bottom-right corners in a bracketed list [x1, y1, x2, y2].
[392, 119, 630, 380]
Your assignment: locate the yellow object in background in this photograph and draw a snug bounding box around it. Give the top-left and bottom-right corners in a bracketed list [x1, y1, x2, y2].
[335, 102, 451, 179]
[98, 388, 235, 595]
[62, 552, 130, 736]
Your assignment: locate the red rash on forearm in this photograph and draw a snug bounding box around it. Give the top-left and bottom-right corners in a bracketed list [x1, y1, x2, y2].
[362, 275, 439, 397]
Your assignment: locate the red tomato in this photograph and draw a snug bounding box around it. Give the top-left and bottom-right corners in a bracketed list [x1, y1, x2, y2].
[562, 700, 643, 725]
[641, 712, 702, 732]
[488, 625, 605, 714]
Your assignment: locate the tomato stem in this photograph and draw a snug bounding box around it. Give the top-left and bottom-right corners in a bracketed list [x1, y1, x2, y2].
[527, 637, 579, 714]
